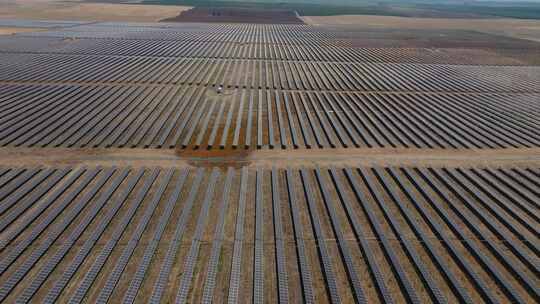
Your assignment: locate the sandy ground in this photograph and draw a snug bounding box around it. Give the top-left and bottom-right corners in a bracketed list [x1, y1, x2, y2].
[0, 147, 538, 169]
[0, 0, 191, 22]
[0, 27, 44, 35]
[303, 15, 540, 42]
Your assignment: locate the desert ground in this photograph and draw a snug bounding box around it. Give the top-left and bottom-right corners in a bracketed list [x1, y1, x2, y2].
[303, 14, 540, 42]
[0, 0, 190, 22]
[0, 27, 44, 35]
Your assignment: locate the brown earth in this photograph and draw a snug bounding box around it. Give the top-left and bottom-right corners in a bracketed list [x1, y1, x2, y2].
[0, 27, 45, 35]
[0, 0, 190, 22]
[0, 147, 538, 169]
[162, 7, 304, 24]
[303, 14, 540, 43]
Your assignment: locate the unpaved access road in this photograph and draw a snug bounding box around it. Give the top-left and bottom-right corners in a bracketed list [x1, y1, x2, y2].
[1, 147, 539, 169]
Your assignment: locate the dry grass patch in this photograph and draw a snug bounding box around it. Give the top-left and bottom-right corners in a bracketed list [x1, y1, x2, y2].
[303, 14, 540, 42]
[0, 1, 191, 22]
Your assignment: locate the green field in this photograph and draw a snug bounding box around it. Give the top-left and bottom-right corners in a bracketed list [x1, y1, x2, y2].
[140, 0, 540, 19]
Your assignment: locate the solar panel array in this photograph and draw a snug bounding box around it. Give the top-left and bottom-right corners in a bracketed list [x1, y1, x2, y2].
[0, 22, 537, 151]
[0, 166, 538, 303]
[0, 20, 539, 304]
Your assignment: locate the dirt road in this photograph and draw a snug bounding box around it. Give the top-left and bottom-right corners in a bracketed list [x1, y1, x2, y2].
[1, 147, 538, 169]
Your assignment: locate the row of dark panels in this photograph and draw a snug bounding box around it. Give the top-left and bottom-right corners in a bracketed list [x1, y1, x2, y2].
[1, 54, 538, 93]
[0, 166, 538, 303]
[0, 36, 528, 66]
[0, 84, 538, 149]
[18, 24, 344, 46]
